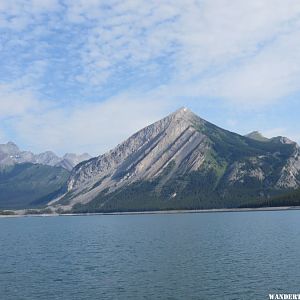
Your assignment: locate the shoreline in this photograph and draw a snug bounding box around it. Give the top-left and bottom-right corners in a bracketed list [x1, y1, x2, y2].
[1, 206, 300, 218]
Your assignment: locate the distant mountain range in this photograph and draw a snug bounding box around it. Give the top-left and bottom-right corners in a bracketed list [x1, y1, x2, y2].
[0, 142, 91, 210]
[1, 108, 300, 212]
[0, 142, 91, 171]
[47, 107, 300, 213]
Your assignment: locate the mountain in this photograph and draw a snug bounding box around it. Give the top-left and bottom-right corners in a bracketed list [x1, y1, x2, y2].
[51, 108, 300, 213]
[0, 163, 69, 210]
[0, 143, 91, 210]
[0, 142, 91, 171]
[58, 153, 92, 171]
[245, 131, 269, 142]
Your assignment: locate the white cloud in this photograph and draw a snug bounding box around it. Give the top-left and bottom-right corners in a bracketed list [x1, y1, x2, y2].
[195, 27, 300, 105]
[262, 128, 300, 144]
[3, 0, 300, 105]
[0, 0, 61, 30]
[263, 128, 288, 138]
[48, 0, 300, 109]
[1, 0, 300, 153]
[7, 90, 172, 155]
[0, 84, 41, 118]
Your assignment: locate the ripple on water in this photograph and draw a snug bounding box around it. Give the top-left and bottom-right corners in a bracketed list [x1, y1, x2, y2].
[0, 211, 300, 299]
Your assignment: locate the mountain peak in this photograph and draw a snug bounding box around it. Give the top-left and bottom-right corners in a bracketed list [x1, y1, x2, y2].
[170, 107, 200, 124]
[60, 106, 208, 201]
[7, 141, 18, 147]
[245, 131, 269, 142]
[51, 108, 300, 212]
[177, 106, 189, 113]
[173, 107, 192, 116]
[271, 136, 296, 145]
[6, 141, 19, 150]
[0, 141, 20, 154]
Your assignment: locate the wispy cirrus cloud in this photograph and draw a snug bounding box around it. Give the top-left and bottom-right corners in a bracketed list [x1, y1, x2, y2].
[0, 0, 61, 30]
[194, 25, 300, 105]
[1, 0, 300, 154]
[2, 0, 300, 102]
[63, 0, 300, 103]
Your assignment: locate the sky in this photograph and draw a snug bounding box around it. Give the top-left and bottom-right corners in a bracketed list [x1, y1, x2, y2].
[1, 0, 300, 156]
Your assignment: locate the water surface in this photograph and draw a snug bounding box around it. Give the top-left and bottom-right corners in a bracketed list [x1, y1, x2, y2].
[0, 211, 300, 299]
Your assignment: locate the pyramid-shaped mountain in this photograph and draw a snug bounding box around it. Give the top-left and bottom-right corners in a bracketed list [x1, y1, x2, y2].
[52, 108, 300, 212]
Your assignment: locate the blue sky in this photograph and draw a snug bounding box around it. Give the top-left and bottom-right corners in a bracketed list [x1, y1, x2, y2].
[1, 0, 300, 156]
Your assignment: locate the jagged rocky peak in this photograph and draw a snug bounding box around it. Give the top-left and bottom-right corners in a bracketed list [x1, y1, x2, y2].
[0, 141, 91, 171]
[170, 107, 202, 123]
[61, 107, 210, 205]
[63, 153, 92, 164]
[271, 136, 296, 145]
[172, 107, 193, 118]
[35, 151, 61, 165]
[0, 141, 20, 154]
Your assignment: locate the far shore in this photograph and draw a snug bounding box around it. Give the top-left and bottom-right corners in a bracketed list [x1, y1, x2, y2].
[1, 206, 300, 218]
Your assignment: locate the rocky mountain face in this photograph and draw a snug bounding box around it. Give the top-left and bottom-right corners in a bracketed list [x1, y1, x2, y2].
[52, 108, 300, 212]
[0, 142, 91, 171]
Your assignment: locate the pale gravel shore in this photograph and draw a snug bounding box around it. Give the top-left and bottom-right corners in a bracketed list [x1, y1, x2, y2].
[1, 206, 300, 218]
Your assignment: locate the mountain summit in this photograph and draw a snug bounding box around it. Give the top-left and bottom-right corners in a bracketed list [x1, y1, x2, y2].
[52, 108, 300, 212]
[245, 131, 269, 142]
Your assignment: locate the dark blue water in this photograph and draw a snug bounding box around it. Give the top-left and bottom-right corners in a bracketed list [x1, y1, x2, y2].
[0, 211, 300, 300]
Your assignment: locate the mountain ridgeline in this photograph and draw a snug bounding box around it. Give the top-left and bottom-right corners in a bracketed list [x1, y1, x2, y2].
[0, 142, 91, 171]
[49, 108, 300, 213]
[0, 143, 91, 210]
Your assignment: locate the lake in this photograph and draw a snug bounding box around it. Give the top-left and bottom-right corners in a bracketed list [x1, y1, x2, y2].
[0, 211, 300, 299]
